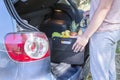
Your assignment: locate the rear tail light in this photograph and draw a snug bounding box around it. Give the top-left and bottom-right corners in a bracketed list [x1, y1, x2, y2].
[5, 32, 50, 62]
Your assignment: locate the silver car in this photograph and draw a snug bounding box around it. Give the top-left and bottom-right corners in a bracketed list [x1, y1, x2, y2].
[0, 0, 89, 80]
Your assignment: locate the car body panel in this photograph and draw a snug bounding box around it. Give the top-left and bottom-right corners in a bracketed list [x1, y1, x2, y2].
[0, 0, 16, 68]
[0, 55, 55, 80]
[0, 0, 17, 50]
[0, 0, 55, 80]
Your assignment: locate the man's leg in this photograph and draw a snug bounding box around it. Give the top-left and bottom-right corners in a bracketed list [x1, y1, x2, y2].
[109, 30, 120, 80]
[89, 32, 116, 80]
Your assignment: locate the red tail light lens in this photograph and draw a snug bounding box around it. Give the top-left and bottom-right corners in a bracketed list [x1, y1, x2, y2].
[5, 32, 50, 62]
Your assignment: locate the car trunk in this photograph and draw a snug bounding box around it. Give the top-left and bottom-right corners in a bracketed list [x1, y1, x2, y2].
[13, 0, 88, 80]
[14, 0, 83, 35]
[14, 0, 57, 27]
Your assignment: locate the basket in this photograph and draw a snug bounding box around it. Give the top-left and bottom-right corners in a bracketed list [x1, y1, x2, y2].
[51, 37, 85, 65]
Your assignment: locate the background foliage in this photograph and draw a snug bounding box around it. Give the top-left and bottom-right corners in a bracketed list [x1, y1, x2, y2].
[73, 0, 90, 11]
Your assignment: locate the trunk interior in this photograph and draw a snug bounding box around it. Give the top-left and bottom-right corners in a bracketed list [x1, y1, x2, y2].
[14, 0, 83, 38]
[14, 0, 57, 28]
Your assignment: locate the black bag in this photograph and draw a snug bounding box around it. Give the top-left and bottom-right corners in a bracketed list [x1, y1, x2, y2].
[51, 37, 85, 65]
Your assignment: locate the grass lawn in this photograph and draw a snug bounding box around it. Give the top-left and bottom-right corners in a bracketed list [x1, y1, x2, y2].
[116, 40, 120, 54]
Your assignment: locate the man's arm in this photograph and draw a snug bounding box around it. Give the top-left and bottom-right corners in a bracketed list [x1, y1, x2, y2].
[72, 0, 114, 52]
[83, 0, 113, 39]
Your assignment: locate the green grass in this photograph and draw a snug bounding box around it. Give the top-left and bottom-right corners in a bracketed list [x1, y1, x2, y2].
[86, 73, 92, 80]
[116, 40, 120, 54]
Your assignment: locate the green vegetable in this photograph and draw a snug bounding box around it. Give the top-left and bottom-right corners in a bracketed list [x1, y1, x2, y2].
[70, 20, 79, 32]
[52, 32, 62, 38]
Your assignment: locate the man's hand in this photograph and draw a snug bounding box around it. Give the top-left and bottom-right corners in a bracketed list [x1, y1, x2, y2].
[72, 35, 89, 53]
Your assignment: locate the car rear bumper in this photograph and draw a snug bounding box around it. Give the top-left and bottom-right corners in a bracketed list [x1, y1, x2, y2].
[0, 51, 54, 80]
